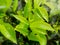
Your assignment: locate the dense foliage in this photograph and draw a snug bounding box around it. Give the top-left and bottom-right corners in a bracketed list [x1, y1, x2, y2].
[0, 0, 60, 45]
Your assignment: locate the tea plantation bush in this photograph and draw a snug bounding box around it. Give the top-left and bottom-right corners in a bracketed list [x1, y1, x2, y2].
[0, 0, 60, 45]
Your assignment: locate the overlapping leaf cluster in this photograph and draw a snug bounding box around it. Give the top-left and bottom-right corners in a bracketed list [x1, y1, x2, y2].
[1, 0, 60, 45]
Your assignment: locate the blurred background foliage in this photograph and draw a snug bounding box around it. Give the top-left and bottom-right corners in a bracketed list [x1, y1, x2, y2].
[0, 0, 60, 45]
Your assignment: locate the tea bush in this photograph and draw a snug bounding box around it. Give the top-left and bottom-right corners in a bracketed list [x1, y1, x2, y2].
[0, 0, 60, 45]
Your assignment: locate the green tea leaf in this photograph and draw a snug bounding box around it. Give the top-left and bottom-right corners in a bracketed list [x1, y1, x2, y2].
[37, 34, 47, 45]
[45, 2, 55, 10]
[12, 0, 18, 11]
[5, 0, 12, 8]
[28, 33, 47, 45]
[0, 0, 12, 11]
[28, 13, 34, 23]
[0, 6, 6, 9]
[0, 23, 17, 43]
[34, 0, 41, 8]
[34, 0, 46, 8]
[15, 23, 29, 36]
[30, 20, 54, 31]
[24, 4, 29, 18]
[24, 0, 32, 18]
[39, 7, 48, 22]
[28, 32, 38, 41]
[33, 9, 44, 21]
[13, 15, 29, 25]
[0, 13, 6, 18]
[31, 28, 47, 35]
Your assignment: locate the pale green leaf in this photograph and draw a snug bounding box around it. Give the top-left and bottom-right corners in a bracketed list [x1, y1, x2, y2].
[24, 4, 29, 18]
[28, 33, 47, 45]
[37, 34, 47, 45]
[33, 9, 44, 21]
[34, 0, 41, 8]
[28, 32, 38, 41]
[5, 0, 12, 8]
[24, 0, 32, 18]
[0, 23, 17, 44]
[30, 20, 54, 31]
[34, 0, 46, 8]
[15, 23, 29, 36]
[45, 2, 55, 10]
[12, 0, 18, 11]
[39, 7, 48, 22]
[13, 15, 29, 25]
[0, 0, 12, 11]
[31, 28, 47, 35]
[0, 6, 6, 9]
